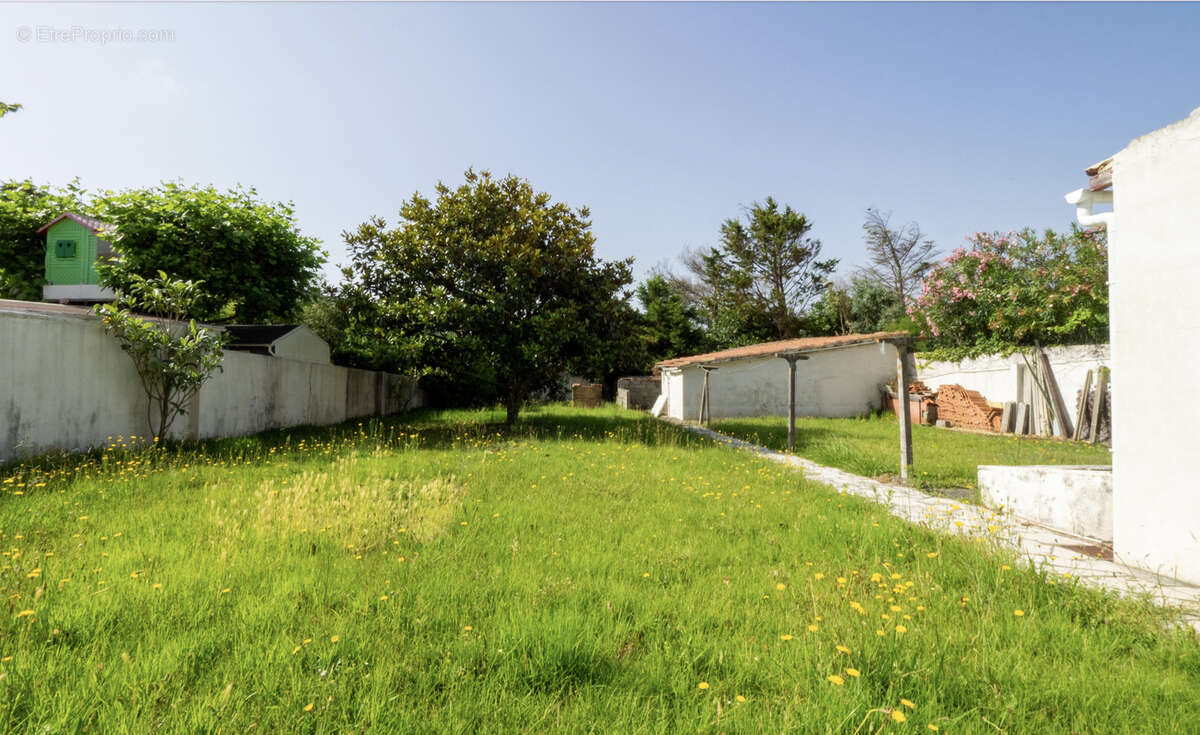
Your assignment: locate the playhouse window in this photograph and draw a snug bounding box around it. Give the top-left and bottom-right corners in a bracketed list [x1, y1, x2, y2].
[55, 240, 77, 258]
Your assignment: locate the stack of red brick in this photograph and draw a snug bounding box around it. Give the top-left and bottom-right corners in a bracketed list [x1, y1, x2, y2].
[931, 384, 1002, 431]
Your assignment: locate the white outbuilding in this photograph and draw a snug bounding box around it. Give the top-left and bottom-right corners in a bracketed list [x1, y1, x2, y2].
[655, 332, 909, 422]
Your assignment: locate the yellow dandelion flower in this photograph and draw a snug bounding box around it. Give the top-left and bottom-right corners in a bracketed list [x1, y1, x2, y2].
[697, 681, 709, 690]
[892, 710, 907, 722]
[895, 625, 908, 634]
[928, 725, 939, 731]
[845, 667, 860, 677]
[15, 610, 34, 618]
[901, 698, 916, 709]
[835, 645, 851, 654]
[303, 702, 314, 712]
[807, 624, 819, 632]
[813, 572, 825, 580]
[330, 635, 339, 643]
[776, 583, 786, 591]
[1014, 609, 1025, 616]
[779, 634, 793, 641]
[643, 573, 650, 578]
[292, 646, 301, 654]
[735, 695, 746, 703]
[827, 674, 844, 686]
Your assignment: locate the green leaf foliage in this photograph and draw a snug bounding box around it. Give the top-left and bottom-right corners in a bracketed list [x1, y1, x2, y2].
[635, 274, 707, 363]
[337, 169, 634, 423]
[908, 227, 1108, 360]
[688, 197, 838, 348]
[0, 179, 89, 300]
[94, 272, 228, 439]
[94, 182, 324, 323]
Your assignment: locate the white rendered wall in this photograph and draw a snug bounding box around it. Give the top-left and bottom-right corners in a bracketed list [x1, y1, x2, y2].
[1108, 106, 1200, 584]
[273, 325, 332, 364]
[667, 342, 898, 421]
[916, 344, 1108, 408]
[0, 308, 422, 463]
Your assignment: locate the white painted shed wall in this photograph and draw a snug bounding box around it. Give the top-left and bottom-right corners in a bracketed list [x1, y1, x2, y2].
[273, 325, 332, 365]
[1107, 106, 1200, 584]
[662, 341, 898, 421]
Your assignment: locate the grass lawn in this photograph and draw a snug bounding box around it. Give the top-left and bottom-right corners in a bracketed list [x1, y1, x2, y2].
[713, 415, 1112, 494]
[1, 406, 1192, 733]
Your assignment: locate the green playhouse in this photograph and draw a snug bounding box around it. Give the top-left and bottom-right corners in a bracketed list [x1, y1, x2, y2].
[37, 212, 116, 303]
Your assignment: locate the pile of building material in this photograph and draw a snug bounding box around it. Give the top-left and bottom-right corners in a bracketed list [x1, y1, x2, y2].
[931, 384, 1002, 431]
[571, 383, 603, 408]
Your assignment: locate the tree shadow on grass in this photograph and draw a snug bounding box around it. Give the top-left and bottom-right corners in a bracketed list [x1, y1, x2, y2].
[0, 404, 711, 480]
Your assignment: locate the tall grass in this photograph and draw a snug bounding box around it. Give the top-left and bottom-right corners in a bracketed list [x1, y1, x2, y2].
[714, 414, 1112, 493]
[0, 406, 1191, 733]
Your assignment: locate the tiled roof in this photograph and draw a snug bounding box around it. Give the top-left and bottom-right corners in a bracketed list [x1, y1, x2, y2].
[36, 212, 114, 235]
[655, 331, 909, 371]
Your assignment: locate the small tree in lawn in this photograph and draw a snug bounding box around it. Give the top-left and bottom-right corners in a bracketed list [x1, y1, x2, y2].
[95, 271, 227, 440]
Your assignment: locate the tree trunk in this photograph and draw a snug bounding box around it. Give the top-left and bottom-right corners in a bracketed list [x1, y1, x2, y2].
[504, 391, 523, 426]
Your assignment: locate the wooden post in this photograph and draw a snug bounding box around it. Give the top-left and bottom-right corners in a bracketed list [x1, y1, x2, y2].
[1038, 346, 1073, 439]
[895, 341, 913, 480]
[1073, 370, 1093, 441]
[1089, 367, 1108, 443]
[783, 355, 798, 452]
[699, 366, 718, 427]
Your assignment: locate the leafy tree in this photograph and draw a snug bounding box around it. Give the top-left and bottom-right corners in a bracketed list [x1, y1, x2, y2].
[636, 274, 706, 362]
[94, 182, 324, 323]
[339, 169, 633, 424]
[858, 208, 938, 308]
[680, 198, 836, 346]
[0, 179, 89, 301]
[804, 278, 904, 337]
[908, 227, 1108, 358]
[0, 102, 21, 118]
[95, 271, 227, 439]
[718, 197, 838, 339]
[848, 277, 905, 333]
[804, 282, 853, 336]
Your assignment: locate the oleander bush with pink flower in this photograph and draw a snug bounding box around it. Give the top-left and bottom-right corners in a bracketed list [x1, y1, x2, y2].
[909, 227, 1108, 360]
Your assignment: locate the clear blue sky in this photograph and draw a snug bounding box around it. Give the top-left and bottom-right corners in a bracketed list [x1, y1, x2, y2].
[3, 2, 1198, 287]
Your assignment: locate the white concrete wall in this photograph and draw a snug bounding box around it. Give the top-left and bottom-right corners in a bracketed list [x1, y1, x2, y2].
[915, 344, 1108, 409]
[666, 341, 899, 421]
[1108, 105, 1200, 584]
[979, 465, 1113, 542]
[1, 308, 422, 463]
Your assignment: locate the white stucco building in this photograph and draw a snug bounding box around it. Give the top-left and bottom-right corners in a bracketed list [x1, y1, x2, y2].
[1066, 105, 1200, 584]
[656, 332, 907, 422]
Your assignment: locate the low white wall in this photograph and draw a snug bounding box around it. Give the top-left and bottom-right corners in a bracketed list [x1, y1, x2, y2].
[666, 341, 898, 421]
[979, 465, 1113, 542]
[915, 344, 1108, 409]
[1, 308, 422, 463]
[1109, 106, 1200, 584]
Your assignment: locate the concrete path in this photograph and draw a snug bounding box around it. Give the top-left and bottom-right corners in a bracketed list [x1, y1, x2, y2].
[683, 424, 1200, 631]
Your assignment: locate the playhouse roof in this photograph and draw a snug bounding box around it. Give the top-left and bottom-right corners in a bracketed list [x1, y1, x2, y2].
[655, 331, 909, 372]
[36, 212, 114, 235]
